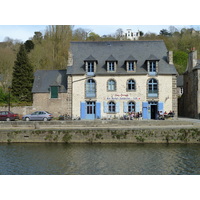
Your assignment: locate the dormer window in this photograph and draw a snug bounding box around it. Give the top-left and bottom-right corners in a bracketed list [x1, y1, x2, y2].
[146, 54, 159, 76]
[108, 62, 115, 71]
[87, 62, 94, 73]
[125, 55, 137, 72]
[149, 61, 156, 73]
[128, 62, 134, 71]
[84, 55, 97, 76]
[106, 55, 117, 72]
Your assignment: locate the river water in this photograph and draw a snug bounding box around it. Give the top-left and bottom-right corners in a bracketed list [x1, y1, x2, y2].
[0, 143, 200, 175]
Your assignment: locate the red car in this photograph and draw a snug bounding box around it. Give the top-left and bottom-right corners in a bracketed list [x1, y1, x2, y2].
[0, 111, 19, 121]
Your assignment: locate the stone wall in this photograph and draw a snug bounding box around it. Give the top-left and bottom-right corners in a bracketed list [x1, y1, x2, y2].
[182, 70, 199, 118]
[0, 106, 34, 117]
[32, 92, 70, 117]
[172, 75, 178, 117]
[1, 127, 200, 144]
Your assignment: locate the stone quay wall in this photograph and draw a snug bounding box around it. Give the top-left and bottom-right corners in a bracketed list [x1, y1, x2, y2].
[1, 120, 200, 144]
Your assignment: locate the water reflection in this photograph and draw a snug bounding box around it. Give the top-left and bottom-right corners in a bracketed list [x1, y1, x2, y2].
[0, 143, 200, 175]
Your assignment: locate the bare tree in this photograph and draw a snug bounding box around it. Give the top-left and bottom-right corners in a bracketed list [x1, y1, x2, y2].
[115, 28, 123, 39]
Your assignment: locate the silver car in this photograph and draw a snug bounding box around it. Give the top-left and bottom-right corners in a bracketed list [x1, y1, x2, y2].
[22, 111, 53, 121]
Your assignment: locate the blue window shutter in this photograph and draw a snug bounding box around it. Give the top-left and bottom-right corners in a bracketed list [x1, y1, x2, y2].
[116, 102, 120, 113]
[123, 102, 128, 112]
[135, 102, 140, 113]
[142, 102, 148, 119]
[104, 102, 108, 113]
[80, 102, 86, 119]
[158, 102, 164, 112]
[96, 102, 101, 119]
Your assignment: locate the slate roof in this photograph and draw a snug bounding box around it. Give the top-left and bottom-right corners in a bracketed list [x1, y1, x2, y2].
[84, 55, 97, 62]
[147, 54, 159, 61]
[32, 69, 67, 93]
[106, 55, 118, 62]
[67, 40, 178, 75]
[126, 55, 137, 61]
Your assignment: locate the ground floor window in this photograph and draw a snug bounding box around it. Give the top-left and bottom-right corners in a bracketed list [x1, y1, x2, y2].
[128, 101, 135, 112]
[108, 101, 116, 113]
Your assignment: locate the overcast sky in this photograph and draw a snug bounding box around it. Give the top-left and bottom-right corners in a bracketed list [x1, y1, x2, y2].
[0, 25, 197, 42]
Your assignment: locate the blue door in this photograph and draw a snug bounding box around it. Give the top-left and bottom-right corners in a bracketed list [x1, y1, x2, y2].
[86, 101, 96, 120]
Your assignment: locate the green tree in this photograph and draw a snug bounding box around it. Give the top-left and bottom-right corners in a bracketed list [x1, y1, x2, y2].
[11, 44, 34, 102]
[32, 31, 43, 44]
[24, 40, 34, 53]
[87, 32, 101, 41]
[43, 25, 73, 69]
[173, 50, 188, 74]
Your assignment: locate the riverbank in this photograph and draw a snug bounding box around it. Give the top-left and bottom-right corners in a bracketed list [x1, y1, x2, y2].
[1, 118, 200, 143]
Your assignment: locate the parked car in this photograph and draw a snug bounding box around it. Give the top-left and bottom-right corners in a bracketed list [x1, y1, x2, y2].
[0, 111, 19, 121]
[22, 111, 53, 121]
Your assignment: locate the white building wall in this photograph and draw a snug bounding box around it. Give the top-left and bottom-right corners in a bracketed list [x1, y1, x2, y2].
[122, 29, 140, 40]
[72, 75, 173, 119]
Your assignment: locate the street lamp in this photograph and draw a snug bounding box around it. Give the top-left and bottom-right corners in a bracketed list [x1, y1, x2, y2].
[8, 86, 11, 112]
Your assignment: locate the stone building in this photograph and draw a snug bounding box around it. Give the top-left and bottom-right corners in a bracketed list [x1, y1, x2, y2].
[67, 40, 178, 120]
[32, 40, 178, 119]
[177, 75, 183, 97]
[180, 49, 200, 118]
[32, 70, 71, 117]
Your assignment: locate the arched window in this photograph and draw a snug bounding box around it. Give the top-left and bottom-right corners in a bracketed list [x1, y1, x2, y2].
[127, 79, 136, 91]
[148, 78, 158, 97]
[108, 101, 116, 113]
[86, 79, 96, 98]
[107, 79, 116, 91]
[128, 101, 135, 112]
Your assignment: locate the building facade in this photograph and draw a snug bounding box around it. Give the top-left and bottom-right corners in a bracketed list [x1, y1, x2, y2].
[180, 49, 200, 118]
[32, 70, 72, 117]
[121, 29, 140, 40]
[67, 41, 178, 120]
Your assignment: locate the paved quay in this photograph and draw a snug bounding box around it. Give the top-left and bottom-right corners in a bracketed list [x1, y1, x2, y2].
[0, 117, 200, 130]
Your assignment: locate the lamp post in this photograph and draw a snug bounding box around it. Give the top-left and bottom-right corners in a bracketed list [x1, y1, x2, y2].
[8, 86, 11, 112]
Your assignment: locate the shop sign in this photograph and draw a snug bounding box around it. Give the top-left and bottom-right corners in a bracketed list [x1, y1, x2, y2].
[106, 94, 141, 100]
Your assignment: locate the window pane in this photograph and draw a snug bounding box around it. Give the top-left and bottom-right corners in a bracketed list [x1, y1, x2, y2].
[108, 101, 116, 112]
[108, 62, 115, 71]
[88, 62, 94, 72]
[128, 101, 135, 112]
[128, 62, 134, 71]
[86, 79, 96, 98]
[108, 80, 116, 91]
[128, 80, 135, 90]
[149, 61, 156, 72]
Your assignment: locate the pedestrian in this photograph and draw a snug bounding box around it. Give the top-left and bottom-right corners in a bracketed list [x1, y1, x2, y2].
[139, 111, 142, 120]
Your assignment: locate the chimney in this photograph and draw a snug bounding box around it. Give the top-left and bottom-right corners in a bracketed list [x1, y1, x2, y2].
[188, 48, 197, 71]
[167, 51, 173, 65]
